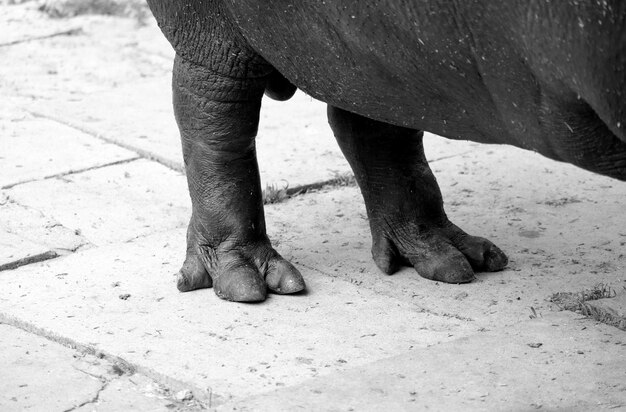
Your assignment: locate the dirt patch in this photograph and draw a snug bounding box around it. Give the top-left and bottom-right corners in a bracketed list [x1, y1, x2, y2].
[543, 197, 582, 207]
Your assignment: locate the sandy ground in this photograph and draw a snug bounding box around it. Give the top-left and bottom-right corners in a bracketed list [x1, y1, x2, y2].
[1, 3, 625, 411]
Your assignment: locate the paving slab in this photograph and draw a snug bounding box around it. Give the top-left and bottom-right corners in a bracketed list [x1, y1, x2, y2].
[0, 5, 172, 100]
[258, 92, 349, 188]
[0, 194, 87, 270]
[0, 107, 137, 189]
[0, 228, 472, 406]
[5, 159, 190, 246]
[0, 323, 198, 411]
[0, 324, 104, 412]
[222, 312, 626, 411]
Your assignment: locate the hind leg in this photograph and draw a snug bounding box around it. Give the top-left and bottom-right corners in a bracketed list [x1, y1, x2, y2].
[328, 106, 508, 282]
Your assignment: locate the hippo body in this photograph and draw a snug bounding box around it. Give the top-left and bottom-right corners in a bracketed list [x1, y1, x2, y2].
[147, 0, 626, 302]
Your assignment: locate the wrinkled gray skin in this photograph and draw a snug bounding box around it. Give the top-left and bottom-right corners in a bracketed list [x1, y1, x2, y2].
[147, 0, 626, 302]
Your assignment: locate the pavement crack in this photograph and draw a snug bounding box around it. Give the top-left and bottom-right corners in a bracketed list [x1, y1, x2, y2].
[71, 363, 131, 386]
[427, 150, 473, 163]
[0, 250, 59, 272]
[56, 242, 95, 254]
[1, 156, 142, 190]
[0, 195, 91, 271]
[62, 380, 108, 412]
[0, 315, 135, 374]
[0, 27, 83, 47]
[122, 222, 188, 244]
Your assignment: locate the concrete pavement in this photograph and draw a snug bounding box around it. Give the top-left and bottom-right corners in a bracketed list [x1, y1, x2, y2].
[1, 3, 625, 411]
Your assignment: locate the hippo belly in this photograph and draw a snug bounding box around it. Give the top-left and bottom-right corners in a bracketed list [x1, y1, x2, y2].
[226, 0, 625, 169]
[228, 2, 511, 142]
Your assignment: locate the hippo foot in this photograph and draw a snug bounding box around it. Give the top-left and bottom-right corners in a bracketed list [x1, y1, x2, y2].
[177, 240, 305, 302]
[371, 220, 508, 283]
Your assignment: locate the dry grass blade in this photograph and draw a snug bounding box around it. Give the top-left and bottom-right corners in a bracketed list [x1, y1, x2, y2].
[262, 181, 289, 205]
[549, 283, 617, 312]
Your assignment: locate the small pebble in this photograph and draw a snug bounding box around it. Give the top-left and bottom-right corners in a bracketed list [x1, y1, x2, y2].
[175, 389, 193, 402]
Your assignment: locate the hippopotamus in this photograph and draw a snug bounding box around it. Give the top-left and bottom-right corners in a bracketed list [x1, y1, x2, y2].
[146, 1, 625, 302]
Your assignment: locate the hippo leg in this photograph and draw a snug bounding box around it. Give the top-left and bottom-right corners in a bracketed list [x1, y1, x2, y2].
[328, 106, 508, 283]
[173, 55, 305, 301]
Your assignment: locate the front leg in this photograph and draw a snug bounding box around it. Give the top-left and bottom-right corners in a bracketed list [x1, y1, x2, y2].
[174, 56, 304, 301]
[328, 106, 508, 282]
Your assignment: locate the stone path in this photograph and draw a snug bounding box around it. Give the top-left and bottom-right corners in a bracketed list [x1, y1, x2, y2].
[1, 3, 625, 411]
